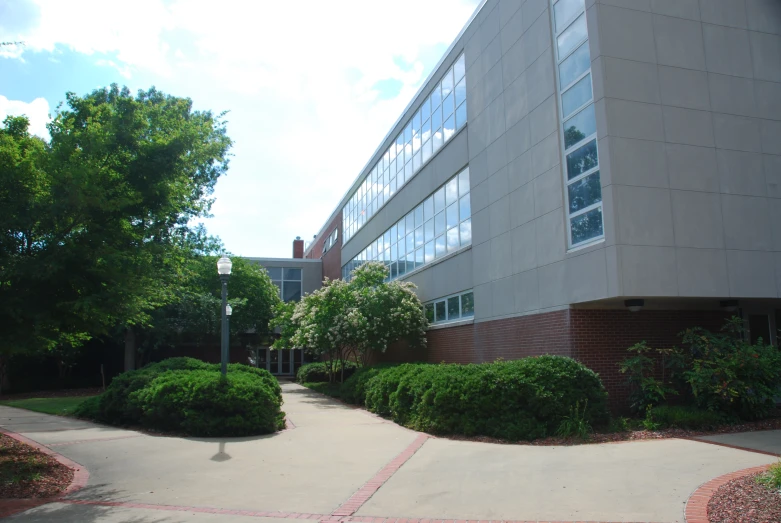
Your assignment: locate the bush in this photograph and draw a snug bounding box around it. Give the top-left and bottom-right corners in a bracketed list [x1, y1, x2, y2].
[296, 361, 358, 384]
[359, 356, 609, 441]
[756, 461, 781, 490]
[341, 363, 399, 405]
[74, 358, 284, 437]
[646, 405, 724, 430]
[129, 370, 284, 436]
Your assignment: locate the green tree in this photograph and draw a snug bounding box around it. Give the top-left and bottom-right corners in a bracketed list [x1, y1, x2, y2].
[0, 85, 232, 375]
[272, 262, 428, 381]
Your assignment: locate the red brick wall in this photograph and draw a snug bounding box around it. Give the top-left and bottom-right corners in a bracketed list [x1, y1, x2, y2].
[293, 239, 304, 259]
[381, 308, 731, 411]
[305, 211, 342, 281]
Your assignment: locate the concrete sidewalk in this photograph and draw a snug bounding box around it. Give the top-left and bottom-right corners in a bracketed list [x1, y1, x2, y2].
[2, 382, 778, 523]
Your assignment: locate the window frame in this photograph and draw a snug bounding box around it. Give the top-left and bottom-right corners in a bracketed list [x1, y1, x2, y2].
[424, 290, 475, 326]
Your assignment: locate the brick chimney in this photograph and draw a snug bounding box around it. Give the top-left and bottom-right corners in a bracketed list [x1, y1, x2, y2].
[293, 236, 304, 259]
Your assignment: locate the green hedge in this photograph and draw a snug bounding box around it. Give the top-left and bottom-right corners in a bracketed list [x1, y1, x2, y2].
[346, 356, 609, 441]
[296, 361, 358, 383]
[341, 363, 399, 404]
[647, 405, 724, 430]
[74, 357, 284, 436]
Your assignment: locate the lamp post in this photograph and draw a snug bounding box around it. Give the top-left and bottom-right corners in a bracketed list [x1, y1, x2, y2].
[217, 256, 232, 376]
[225, 304, 233, 369]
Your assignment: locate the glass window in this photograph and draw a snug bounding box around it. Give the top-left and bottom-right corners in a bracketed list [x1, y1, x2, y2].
[433, 129, 444, 150]
[283, 281, 302, 302]
[447, 296, 460, 320]
[435, 235, 446, 257]
[441, 69, 454, 97]
[272, 280, 282, 297]
[460, 218, 472, 245]
[434, 187, 446, 213]
[444, 115, 456, 141]
[431, 85, 442, 110]
[566, 139, 599, 179]
[431, 105, 442, 131]
[284, 268, 302, 281]
[557, 13, 587, 58]
[446, 203, 459, 229]
[421, 98, 431, 121]
[559, 41, 590, 89]
[561, 74, 592, 119]
[554, 0, 584, 32]
[454, 54, 465, 82]
[570, 206, 604, 244]
[455, 78, 466, 108]
[568, 171, 602, 213]
[435, 211, 446, 236]
[425, 303, 435, 324]
[458, 168, 470, 195]
[462, 292, 474, 317]
[447, 226, 459, 252]
[425, 241, 435, 263]
[415, 226, 424, 247]
[563, 104, 596, 149]
[266, 267, 282, 280]
[415, 203, 424, 226]
[415, 247, 424, 267]
[422, 139, 432, 164]
[435, 301, 446, 322]
[460, 195, 471, 222]
[425, 219, 435, 242]
[406, 232, 414, 253]
[443, 92, 454, 118]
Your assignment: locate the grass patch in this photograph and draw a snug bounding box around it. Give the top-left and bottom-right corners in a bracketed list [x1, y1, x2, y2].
[303, 382, 343, 399]
[0, 396, 97, 416]
[757, 461, 781, 490]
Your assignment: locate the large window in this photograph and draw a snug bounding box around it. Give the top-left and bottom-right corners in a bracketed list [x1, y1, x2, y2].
[267, 267, 302, 302]
[425, 290, 474, 325]
[552, 0, 603, 247]
[342, 167, 471, 282]
[342, 53, 467, 245]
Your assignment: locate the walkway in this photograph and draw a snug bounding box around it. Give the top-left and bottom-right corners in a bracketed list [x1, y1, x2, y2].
[1, 382, 778, 523]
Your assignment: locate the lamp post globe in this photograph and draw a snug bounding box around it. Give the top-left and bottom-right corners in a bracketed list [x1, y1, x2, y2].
[217, 256, 232, 376]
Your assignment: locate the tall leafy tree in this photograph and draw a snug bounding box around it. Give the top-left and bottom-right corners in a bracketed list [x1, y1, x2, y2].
[0, 85, 232, 374]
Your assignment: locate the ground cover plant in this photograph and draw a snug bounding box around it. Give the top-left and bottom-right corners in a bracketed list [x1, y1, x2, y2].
[0, 396, 97, 416]
[75, 357, 284, 437]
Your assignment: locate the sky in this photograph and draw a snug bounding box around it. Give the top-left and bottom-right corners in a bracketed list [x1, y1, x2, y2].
[0, 0, 481, 257]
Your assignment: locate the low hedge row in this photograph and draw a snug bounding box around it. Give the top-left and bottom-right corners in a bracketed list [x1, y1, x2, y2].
[296, 361, 359, 383]
[75, 357, 284, 437]
[340, 356, 610, 441]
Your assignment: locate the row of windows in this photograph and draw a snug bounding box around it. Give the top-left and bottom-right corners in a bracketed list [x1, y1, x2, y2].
[323, 228, 338, 254]
[342, 54, 468, 245]
[267, 267, 302, 303]
[553, 0, 604, 247]
[342, 167, 472, 282]
[425, 290, 474, 325]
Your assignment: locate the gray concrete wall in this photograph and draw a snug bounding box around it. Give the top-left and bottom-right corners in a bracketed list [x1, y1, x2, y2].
[244, 258, 323, 296]
[590, 0, 781, 299]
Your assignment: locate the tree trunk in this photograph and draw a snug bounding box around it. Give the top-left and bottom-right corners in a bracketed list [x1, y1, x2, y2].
[124, 327, 136, 372]
[0, 357, 9, 394]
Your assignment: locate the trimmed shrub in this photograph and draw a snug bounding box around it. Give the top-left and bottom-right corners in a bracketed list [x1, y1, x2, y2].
[646, 405, 724, 430]
[129, 370, 284, 436]
[360, 356, 609, 441]
[295, 361, 358, 384]
[341, 363, 399, 405]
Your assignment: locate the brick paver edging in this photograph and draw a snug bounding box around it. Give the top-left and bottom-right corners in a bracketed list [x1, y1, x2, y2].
[684, 464, 771, 523]
[0, 427, 90, 518]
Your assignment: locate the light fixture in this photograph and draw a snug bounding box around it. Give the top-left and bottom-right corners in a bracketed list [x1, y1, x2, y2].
[624, 299, 644, 312]
[217, 256, 232, 275]
[225, 304, 232, 316]
[719, 299, 739, 312]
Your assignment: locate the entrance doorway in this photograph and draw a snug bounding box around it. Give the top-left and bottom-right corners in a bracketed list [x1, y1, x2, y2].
[253, 348, 303, 376]
[743, 309, 777, 346]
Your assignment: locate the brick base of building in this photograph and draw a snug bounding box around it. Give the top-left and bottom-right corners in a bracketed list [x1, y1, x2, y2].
[380, 308, 730, 411]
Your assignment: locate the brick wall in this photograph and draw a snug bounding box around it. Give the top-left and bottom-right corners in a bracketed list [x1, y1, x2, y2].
[305, 211, 342, 281]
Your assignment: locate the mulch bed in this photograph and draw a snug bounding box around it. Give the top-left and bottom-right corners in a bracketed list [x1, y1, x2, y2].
[0, 434, 73, 498]
[707, 472, 781, 523]
[0, 388, 102, 401]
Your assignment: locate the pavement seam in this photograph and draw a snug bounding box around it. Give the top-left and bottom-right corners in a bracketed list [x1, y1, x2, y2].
[677, 436, 781, 457]
[330, 433, 430, 517]
[683, 464, 771, 523]
[48, 434, 144, 447]
[0, 427, 90, 518]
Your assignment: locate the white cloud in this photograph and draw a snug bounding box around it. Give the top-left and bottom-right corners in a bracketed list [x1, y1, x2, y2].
[1, 0, 480, 256]
[0, 95, 50, 139]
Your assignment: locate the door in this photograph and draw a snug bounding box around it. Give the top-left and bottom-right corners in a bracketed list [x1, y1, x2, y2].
[743, 309, 777, 346]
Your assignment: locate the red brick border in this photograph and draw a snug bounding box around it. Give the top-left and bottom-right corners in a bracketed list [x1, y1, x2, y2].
[331, 433, 429, 517]
[684, 464, 771, 523]
[0, 427, 89, 518]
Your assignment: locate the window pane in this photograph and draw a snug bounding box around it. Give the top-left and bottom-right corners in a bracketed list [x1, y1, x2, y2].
[443, 92, 454, 118]
[561, 74, 592, 119]
[283, 281, 302, 302]
[425, 241, 435, 263]
[445, 178, 458, 205]
[435, 234, 446, 257]
[460, 218, 472, 245]
[415, 226, 424, 247]
[435, 211, 446, 236]
[266, 267, 282, 280]
[434, 187, 446, 213]
[435, 301, 446, 322]
[563, 104, 596, 149]
[447, 226, 459, 252]
[566, 139, 599, 179]
[555, 0, 585, 31]
[422, 139, 432, 164]
[454, 53, 465, 82]
[447, 296, 460, 320]
[568, 171, 602, 213]
[455, 78, 466, 107]
[431, 85, 442, 109]
[444, 115, 456, 141]
[446, 202, 459, 229]
[571, 206, 603, 244]
[425, 219, 435, 242]
[431, 105, 442, 131]
[416, 247, 424, 267]
[557, 13, 587, 58]
[461, 292, 474, 317]
[433, 129, 444, 150]
[284, 268, 302, 281]
[459, 195, 471, 222]
[559, 41, 590, 89]
[456, 102, 467, 129]
[421, 98, 431, 121]
[273, 280, 282, 298]
[406, 232, 414, 253]
[441, 69, 454, 97]
[415, 204, 424, 226]
[458, 168, 470, 195]
[425, 303, 435, 323]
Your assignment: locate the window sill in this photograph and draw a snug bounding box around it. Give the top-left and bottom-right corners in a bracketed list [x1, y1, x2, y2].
[427, 317, 474, 330]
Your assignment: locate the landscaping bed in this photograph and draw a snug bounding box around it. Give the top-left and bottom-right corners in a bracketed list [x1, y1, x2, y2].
[0, 434, 73, 498]
[707, 469, 781, 523]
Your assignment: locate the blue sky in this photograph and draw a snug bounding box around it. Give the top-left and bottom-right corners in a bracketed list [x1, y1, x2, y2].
[0, 0, 480, 257]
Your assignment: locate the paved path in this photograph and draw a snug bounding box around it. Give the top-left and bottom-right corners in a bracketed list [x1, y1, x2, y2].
[1, 382, 778, 523]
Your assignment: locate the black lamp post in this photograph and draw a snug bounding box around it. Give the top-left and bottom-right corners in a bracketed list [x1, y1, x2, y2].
[217, 256, 232, 376]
